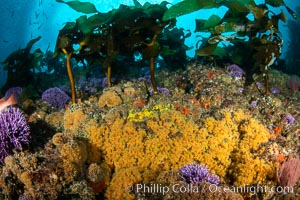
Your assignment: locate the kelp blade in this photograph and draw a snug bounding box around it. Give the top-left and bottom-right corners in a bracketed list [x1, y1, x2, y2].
[56, 0, 98, 14]
[163, 0, 220, 21]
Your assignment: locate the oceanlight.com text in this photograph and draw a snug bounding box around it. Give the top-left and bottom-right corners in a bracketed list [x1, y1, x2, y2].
[209, 184, 294, 194]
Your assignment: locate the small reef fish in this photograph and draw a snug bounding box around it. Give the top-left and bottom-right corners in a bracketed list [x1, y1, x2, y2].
[0, 94, 16, 112]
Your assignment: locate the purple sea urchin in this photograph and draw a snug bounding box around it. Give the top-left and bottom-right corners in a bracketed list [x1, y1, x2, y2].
[0, 107, 30, 164]
[42, 87, 70, 110]
[179, 163, 220, 185]
[227, 64, 245, 80]
[4, 86, 23, 101]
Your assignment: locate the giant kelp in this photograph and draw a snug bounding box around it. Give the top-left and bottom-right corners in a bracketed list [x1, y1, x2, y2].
[0, 36, 70, 98]
[285, 6, 300, 76]
[2, 0, 296, 99]
[163, 0, 297, 94]
[56, 0, 99, 14]
[0, 36, 43, 94]
[55, 0, 178, 103]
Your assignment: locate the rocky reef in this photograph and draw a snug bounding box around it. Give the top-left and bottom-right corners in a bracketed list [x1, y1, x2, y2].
[0, 62, 299, 200]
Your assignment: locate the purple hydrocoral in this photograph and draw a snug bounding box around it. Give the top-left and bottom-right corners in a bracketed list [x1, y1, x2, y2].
[0, 107, 30, 164]
[150, 87, 170, 96]
[78, 77, 102, 93]
[227, 64, 245, 79]
[283, 114, 295, 126]
[270, 87, 280, 94]
[179, 163, 220, 185]
[4, 87, 23, 101]
[41, 87, 70, 110]
[251, 100, 258, 108]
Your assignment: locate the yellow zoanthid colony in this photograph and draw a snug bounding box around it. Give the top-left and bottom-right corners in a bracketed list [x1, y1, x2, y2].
[81, 102, 274, 199]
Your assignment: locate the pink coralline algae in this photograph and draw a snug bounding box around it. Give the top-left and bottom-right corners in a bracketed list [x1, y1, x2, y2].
[287, 75, 300, 92]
